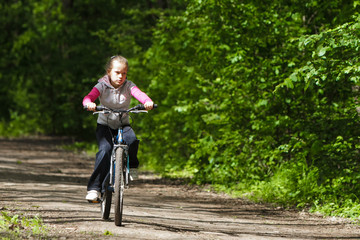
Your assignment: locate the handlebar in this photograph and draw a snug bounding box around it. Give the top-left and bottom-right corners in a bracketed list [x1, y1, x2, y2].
[84, 104, 158, 113]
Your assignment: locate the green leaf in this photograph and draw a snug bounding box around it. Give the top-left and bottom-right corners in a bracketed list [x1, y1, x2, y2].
[318, 46, 328, 57]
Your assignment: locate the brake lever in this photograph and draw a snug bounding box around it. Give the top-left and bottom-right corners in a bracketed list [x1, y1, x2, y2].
[131, 110, 148, 114]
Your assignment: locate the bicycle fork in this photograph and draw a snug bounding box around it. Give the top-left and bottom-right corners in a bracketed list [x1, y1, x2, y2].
[110, 144, 130, 190]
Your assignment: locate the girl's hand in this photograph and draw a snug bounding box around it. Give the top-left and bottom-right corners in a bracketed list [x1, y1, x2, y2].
[144, 101, 154, 110]
[86, 102, 97, 111]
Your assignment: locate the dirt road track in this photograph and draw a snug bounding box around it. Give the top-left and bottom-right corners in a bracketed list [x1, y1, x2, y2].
[1, 137, 360, 239]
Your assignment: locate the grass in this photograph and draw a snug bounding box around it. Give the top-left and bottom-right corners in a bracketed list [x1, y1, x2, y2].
[61, 141, 98, 156]
[0, 211, 48, 239]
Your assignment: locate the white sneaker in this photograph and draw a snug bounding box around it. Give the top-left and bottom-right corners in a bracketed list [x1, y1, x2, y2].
[86, 190, 100, 201]
[129, 168, 139, 181]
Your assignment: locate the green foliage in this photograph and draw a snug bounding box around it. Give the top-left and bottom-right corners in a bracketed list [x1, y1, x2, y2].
[0, 111, 44, 137]
[0, 211, 48, 239]
[140, 0, 360, 219]
[0, 0, 186, 137]
[62, 141, 98, 156]
[103, 230, 113, 236]
[249, 162, 320, 207]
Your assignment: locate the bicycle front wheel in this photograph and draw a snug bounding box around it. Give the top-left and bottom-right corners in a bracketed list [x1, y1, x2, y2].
[101, 186, 112, 220]
[114, 147, 125, 226]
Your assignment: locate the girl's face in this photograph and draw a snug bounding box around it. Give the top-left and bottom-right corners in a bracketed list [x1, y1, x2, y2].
[108, 61, 128, 88]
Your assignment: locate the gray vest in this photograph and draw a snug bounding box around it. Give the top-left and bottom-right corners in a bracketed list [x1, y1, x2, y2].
[94, 75, 136, 129]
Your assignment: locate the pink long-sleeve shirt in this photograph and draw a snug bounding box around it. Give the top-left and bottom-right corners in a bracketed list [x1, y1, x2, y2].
[83, 75, 152, 129]
[83, 85, 151, 106]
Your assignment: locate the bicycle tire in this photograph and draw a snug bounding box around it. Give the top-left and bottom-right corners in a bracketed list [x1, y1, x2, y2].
[114, 147, 125, 226]
[101, 187, 112, 220]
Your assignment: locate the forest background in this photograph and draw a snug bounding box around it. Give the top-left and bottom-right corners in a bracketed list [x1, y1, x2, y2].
[1, 0, 360, 220]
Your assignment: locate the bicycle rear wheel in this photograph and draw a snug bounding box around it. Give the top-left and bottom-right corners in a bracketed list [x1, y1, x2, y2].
[114, 147, 125, 226]
[101, 186, 112, 220]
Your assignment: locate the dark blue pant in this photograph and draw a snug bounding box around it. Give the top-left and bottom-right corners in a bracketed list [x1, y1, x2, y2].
[87, 124, 139, 192]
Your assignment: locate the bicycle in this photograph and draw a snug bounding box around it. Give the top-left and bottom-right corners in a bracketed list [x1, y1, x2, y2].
[85, 103, 157, 226]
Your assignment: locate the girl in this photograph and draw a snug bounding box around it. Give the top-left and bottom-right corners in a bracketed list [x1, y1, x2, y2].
[83, 55, 154, 201]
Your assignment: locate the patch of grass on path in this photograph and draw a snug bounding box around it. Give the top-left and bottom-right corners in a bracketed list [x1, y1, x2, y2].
[0, 211, 48, 239]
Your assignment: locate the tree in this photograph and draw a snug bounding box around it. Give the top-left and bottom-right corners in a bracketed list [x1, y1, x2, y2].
[141, 0, 360, 213]
[0, 0, 186, 136]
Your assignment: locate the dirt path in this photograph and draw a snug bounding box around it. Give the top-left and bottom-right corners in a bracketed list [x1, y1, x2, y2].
[0, 137, 359, 239]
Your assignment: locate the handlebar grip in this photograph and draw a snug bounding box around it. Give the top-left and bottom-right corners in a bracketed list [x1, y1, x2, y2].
[136, 104, 158, 110]
[83, 105, 105, 111]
